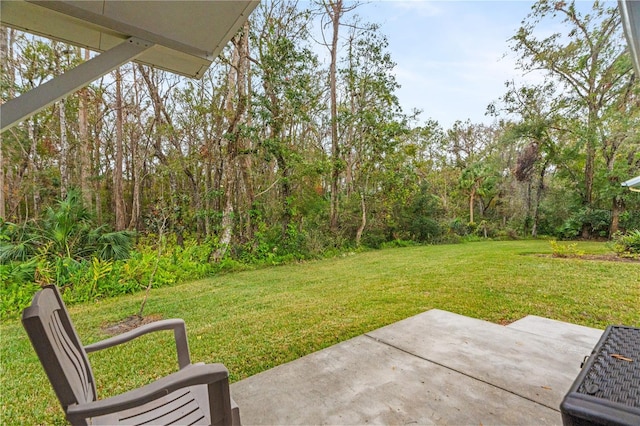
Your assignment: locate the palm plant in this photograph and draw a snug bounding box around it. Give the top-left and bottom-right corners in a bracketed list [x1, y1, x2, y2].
[0, 219, 40, 263]
[0, 190, 134, 265]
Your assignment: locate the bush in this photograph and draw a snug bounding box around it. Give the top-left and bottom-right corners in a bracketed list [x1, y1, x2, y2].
[549, 240, 584, 258]
[556, 208, 610, 239]
[0, 191, 135, 268]
[620, 211, 640, 232]
[379, 239, 418, 249]
[447, 218, 470, 238]
[495, 228, 520, 241]
[0, 262, 40, 319]
[405, 186, 443, 242]
[609, 230, 640, 258]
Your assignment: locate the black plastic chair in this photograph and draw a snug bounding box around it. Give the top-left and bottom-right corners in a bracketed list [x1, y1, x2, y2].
[22, 285, 240, 425]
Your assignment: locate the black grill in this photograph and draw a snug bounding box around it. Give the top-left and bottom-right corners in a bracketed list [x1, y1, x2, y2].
[561, 326, 640, 426]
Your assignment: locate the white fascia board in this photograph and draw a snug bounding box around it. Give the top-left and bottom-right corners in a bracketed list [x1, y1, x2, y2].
[619, 0, 640, 75]
[621, 175, 640, 189]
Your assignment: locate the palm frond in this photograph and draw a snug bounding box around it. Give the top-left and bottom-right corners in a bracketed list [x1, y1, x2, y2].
[97, 231, 135, 260]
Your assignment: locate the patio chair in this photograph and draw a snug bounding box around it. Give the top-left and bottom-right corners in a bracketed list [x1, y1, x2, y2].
[21, 285, 240, 426]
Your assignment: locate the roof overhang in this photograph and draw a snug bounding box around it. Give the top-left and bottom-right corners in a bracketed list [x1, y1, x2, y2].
[0, 0, 259, 132]
[619, 0, 640, 75]
[621, 175, 640, 192]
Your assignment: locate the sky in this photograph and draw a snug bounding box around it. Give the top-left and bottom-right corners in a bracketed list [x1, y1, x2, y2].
[342, 0, 594, 128]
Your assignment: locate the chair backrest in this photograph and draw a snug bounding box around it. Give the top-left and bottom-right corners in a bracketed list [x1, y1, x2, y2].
[22, 285, 97, 411]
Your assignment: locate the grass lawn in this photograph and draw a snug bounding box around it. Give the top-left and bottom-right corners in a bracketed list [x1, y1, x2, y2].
[1, 240, 638, 424]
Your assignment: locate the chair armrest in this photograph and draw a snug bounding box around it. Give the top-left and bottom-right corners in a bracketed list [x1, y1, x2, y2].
[85, 319, 191, 369]
[66, 363, 229, 421]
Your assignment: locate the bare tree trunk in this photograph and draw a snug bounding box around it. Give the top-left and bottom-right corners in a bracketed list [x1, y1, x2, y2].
[204, 155, 212, 237]
[53, 44, 70, 199]
[128, 125, 142, 231]
[128, 65, 143, 231]
[241, 152, 255, 242]
[78, 48, 92, 209]
[241, 63, 255, 243]
[113, 68, 127, 230]
[58, 98, 69, 199]
[327, 0, 342, 234]
[94, 131, 103, 224]
[215, 183, 235, 261]
[531, 166, 546, 238]
[28, 118, 39, 216]
[355, 191, 366, 246]
[609, 196, 623, 237]
[0, 27, 12, 219]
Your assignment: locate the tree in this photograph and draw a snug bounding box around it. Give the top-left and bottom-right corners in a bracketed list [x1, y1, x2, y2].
[459, 162, 497, 225]
[511, 0, 638, 237]
[339, 23, 409, 244]
[213, 21, 251, 261]
[53, 43, 70, 200]
[493, 82, 562, 236]
[2, 35, 59, 221]
[320, 0, 359, 234]
[0, 26, 14, 220]
[252, 0, 322, 237]
[113, 67, 127, 231]
[175, 66, 227, 238]
[77, 48, 93, 210]
[444, 121, 502, 227]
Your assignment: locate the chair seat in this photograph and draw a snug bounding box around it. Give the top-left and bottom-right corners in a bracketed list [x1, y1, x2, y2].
[91, 386, 209, 425]
[90, 385, 241, 426]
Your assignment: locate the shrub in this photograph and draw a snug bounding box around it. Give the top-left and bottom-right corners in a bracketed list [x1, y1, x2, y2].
[549, 240, 584, 258]
[620, 210, 640, 231]
[0, 261, 40, 319]
[0, 191, 134, 269]
[380, 239, 418, 249]
[609, 230, 640, 258]
[556, 208, 611, 239]
[495, 228, 520, 241]
[447, 218, 470, 237]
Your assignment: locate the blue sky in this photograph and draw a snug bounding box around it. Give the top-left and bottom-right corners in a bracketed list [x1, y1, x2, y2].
[348, 1, 597, 128]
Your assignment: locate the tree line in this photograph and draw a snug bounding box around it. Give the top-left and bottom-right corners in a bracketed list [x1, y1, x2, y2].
[1, 0, 639, 263]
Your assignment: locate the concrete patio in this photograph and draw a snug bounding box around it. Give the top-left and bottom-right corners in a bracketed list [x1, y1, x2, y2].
[231, 309, 603, 425]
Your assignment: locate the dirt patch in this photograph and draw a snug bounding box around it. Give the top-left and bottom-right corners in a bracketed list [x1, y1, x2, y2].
[536, 253, 640, 263]
[102, 314, 163, 335]
[579, 254, 640, 263]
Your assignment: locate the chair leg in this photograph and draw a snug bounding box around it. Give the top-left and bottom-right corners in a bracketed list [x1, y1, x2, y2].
[231, 397, 241, 426]
[208, 379, 234, 426]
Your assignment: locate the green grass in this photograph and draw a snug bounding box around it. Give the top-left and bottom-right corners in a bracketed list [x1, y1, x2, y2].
[1, 240, 638, 424]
